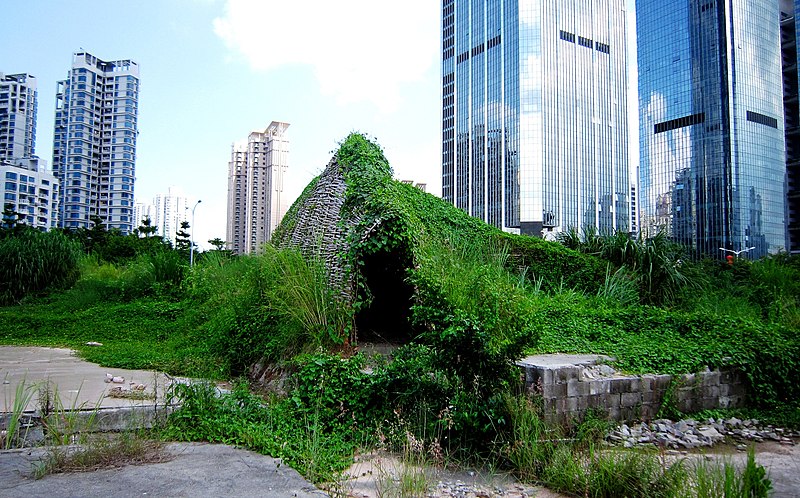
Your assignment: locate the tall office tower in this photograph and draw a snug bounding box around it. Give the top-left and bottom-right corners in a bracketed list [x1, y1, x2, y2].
[0, 73, 37, 162]
[53, 52, 140, 233]
[442, 0, 630, 236]
[637, 0, 787, 258]
[226, 121, 289, 255]
[783, 0, 800, 253]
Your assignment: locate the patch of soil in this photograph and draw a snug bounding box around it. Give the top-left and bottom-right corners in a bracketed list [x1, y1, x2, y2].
[337, 451, 566, 498]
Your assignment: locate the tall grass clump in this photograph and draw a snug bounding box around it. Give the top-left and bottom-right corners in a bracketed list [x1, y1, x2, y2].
[0, 229, 81, 304]
[266, 247, 351, 350]
[188, 246, 351, 375]
[558, 228, 698, 305]
[2, 377, 37, 449]
[68, 249, 186, 304]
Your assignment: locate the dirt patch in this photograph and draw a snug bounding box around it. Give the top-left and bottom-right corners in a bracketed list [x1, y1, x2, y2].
[338, 451, 566, 498]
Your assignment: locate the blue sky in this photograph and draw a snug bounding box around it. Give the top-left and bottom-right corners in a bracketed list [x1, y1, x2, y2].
[1, 0, 637, 248]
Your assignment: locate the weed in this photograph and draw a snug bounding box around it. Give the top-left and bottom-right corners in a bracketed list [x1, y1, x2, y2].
[2, 377, 37, 449]
[374, 431, 432, 498]
[689, 447, 772, 498]
[39, 381, 101, 445]
[34, 432, 168, 478]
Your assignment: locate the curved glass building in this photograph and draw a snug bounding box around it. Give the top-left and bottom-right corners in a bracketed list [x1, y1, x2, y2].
[442, 0, 630, 236]
[637, 0, 787, 258]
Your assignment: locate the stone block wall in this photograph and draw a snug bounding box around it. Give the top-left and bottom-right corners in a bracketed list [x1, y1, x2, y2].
[518, 355, 747, 424]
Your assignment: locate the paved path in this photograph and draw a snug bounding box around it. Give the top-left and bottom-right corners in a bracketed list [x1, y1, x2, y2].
[1, 347, 170, 413]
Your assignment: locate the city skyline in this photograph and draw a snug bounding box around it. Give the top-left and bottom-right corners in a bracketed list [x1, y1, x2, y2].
[0, 0, 444, 250]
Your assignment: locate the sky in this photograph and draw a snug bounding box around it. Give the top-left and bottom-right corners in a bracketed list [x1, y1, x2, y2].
[1, 0, 637, 250]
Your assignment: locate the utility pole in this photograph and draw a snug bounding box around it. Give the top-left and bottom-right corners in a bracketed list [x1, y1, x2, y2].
[190, 200, 202, 267]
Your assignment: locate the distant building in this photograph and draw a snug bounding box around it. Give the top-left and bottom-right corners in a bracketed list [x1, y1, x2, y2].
[1, 157, 59, 230]
[637, 0, 787, 258]
[132, 201, 153, 232]
[134, 187, 190, 245]
[441, 0, 630, 236]
[0, 73, 37, 162]
[783, 0, 800, 253]
[53, 52, 140, 234]
[400, 180, 428, 192]
[226, 121, 289, 255]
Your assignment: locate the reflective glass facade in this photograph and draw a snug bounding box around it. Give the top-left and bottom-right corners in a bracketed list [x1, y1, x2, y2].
[784, 0, 799, 253]
[53, 52, 139, 234]
[442, 0, 629, 235]
[637, 0, 787, 258]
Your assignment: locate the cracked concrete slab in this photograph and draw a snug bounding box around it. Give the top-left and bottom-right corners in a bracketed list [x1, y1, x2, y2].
[0, 442, 327, 498]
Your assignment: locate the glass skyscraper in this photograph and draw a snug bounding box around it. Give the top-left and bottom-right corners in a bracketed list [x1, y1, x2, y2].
[637, 0, 787, 258]
[784, 0, 799, 253]
[442, 0, 630, 236]
[53, 52, 139, 234]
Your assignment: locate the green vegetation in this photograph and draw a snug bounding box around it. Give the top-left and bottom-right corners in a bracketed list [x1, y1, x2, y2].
[0, 228, 81, 304]
[0, 133, 794, 492]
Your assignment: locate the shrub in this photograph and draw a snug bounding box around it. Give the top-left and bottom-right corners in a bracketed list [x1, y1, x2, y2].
[556, 228, 699, 305]
[188, 246, 352, 376]
[0, 229, 81, 304]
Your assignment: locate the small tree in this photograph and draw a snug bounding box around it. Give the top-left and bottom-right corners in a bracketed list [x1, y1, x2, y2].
[208, 237, 226, 251]
[0, 203, 26, 237]
[136, 217, 158, 238]
[175, 221, 191, 258]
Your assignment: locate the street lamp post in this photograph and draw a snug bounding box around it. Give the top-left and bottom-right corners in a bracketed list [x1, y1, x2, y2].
[719, 246, 755, 265]
[190, 200, 201, 267]
[719, 246, 756, 257]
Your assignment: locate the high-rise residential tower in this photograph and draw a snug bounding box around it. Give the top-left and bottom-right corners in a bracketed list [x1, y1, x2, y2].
[442, 0, 630, 236]
[134, 186, 190, 245]
[53, 52, 140, 233]
[637, 0, 787, 258]
[226, 121, 289, 255]
[0, 73, 37, 162]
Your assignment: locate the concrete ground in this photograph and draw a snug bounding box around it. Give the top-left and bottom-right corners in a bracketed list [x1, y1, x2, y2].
[0, 442, 326, 498]
[1, 346, 171, 413]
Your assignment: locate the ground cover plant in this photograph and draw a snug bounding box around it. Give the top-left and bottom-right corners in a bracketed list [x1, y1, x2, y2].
[0, 133, 794, 493]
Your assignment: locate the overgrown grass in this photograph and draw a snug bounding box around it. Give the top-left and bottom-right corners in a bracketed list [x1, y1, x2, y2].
[0, 294, 220, 377]
[35, 432, 168, 478]
[2, 377, 37, 449]
[529, 290, 800, 408]
[503, 394, 772, 498]
[0, 229, 81, 304]
[162, 380, 360, 484]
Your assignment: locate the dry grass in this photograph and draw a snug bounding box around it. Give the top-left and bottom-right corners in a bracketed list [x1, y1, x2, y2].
[35, 433, 171, 478]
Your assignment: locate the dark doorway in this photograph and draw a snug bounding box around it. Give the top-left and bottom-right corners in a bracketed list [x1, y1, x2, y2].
[355, 248, 414, 344]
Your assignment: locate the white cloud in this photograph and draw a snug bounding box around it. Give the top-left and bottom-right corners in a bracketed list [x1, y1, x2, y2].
[213, 0, 439, 112]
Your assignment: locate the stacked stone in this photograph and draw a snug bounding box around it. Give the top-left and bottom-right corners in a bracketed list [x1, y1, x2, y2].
[519, 355, 748, 424]
[606, 418, 799, 450]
